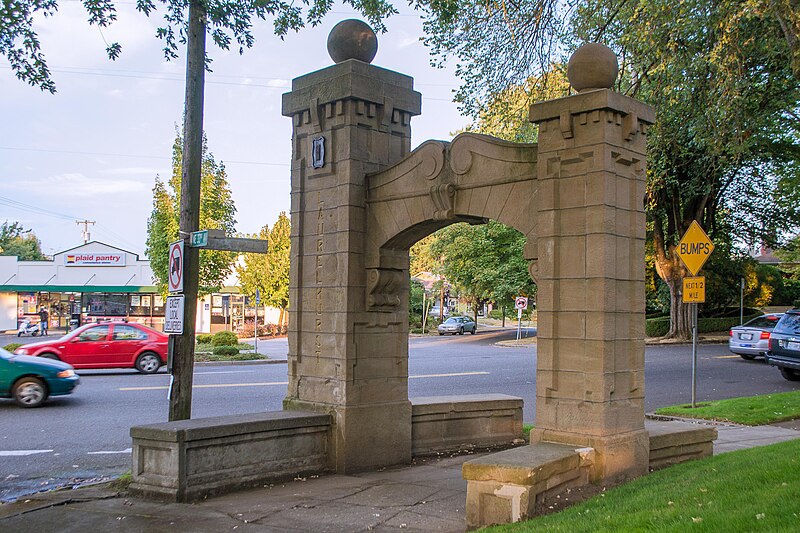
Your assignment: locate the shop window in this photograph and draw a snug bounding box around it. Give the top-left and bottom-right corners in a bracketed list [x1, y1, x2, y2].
[129, 294, 153, 316]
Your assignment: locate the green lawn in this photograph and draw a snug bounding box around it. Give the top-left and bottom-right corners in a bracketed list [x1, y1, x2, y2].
[485, 439, 800, 532]
[655, 391, 800, 426]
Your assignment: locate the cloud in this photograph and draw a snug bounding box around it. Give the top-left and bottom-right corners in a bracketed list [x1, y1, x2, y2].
[16, 173, 148, 197]
[102, 167, 166, 176]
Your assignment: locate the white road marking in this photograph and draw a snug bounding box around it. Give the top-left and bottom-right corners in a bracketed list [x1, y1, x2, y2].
[120, 381, 289, 391]
[88, 448, 132, 455]
[410, 372, 490, 379]
[120, 372, 489, 391]
[194, 370, 255, 375]
[0, 450, 53, 456]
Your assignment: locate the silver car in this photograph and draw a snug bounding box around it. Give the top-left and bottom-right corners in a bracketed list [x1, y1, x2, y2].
[437, 316, 477, 335]
[729, 313, 783, 360]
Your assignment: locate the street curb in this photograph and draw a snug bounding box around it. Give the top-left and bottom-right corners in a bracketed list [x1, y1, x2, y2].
[194, 358, 287, 366]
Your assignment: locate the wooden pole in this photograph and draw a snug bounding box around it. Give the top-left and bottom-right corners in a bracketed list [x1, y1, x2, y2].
[169, 0, 206, 422]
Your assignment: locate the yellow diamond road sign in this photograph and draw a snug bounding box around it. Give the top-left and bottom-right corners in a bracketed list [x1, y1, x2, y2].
[677, 221, 714, 276]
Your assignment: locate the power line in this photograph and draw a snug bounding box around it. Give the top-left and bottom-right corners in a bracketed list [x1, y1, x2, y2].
[0, 146, 290, 167]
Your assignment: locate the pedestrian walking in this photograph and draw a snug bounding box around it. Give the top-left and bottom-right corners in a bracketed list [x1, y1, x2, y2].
[38, 306, 49, 336]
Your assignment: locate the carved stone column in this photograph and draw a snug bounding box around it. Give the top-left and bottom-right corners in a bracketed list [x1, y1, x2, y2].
[529, 44, 655, 483]
[281, 22, 421, 472]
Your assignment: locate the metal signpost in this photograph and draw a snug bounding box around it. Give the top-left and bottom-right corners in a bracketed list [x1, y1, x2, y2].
[515, 296, 528, 341]
[676, 221, 714, 408]
[254, 288, 260, 355]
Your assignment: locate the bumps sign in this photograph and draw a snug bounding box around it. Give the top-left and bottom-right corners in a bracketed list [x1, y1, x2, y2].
[64, 253, 126, 266]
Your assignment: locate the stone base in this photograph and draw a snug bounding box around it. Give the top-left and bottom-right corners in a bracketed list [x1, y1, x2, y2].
[411, 394, 523, 455]
[462, 443, 595, 530]
[129, 411, 331, 502]
[285, 399, 412, 473]
[530, 427, 650, 483]
[646, 419, 717, 470]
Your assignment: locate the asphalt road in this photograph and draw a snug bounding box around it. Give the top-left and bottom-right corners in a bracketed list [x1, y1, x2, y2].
[1, 326, 798, 501]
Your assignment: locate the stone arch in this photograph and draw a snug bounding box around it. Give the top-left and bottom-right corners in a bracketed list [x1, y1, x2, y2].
[364, 133, 539, 311]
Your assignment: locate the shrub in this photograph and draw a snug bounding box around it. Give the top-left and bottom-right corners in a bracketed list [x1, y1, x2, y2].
[3, 343, 22, 352]
[212, 330, 239, 346]
[699, 314, 761, 333]
[645, 317, 670, 337]
[212, 345, 240, 356]
[196, 333, 214, 345]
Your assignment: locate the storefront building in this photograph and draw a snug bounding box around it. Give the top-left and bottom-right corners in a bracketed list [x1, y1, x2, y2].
[0, 241, 281, 334]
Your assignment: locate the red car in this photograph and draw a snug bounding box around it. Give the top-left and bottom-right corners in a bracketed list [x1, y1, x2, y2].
[14, 322, 167, 374]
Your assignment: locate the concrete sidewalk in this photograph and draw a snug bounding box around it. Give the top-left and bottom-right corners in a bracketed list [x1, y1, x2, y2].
[1, 420, 798, 533]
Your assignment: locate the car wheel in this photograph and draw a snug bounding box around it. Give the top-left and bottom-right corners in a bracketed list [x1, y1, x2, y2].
[459, 327, 464, 335]
[470, 327, 476, 334]
[13, 377, 48, 408]
[439, 332, 444, 336]
[779, 367, 800, 381]
[739, 354, 756, 361]
[135, 352, 162, 374]
[32, 331, 38, 337]
[41, 353, 60, 360]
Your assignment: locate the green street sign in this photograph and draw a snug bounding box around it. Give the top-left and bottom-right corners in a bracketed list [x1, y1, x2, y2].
[190, 230, 209, 248]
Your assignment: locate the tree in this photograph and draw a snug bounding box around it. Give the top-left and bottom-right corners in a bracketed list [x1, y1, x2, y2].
[146, 133, 237, 296]
[1, 0, 398, 94]
[0, 221, 46, 260]
[421, 0, 800, 338]
[236, 212, 290, 327]
[429, 221, 536, 322]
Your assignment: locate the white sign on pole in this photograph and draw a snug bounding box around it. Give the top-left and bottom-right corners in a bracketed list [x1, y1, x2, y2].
[515, 296, 528, 310]
[164, 295, 185, 334]
[168, 240, 184, 293]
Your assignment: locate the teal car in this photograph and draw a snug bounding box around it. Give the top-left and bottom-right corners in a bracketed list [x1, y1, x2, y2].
[0, 347, 79, 407]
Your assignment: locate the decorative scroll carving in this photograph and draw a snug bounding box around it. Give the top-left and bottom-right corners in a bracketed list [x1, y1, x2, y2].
[367, 140, 447, 193]
[528, 260, 539, 284]
[430, 183, 456, 221]
[449, 132, 538, 176]
[367, 268, 404, 310]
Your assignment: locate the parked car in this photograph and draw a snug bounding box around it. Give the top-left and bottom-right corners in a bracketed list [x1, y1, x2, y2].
[13, 322, 168, 374]
[728, 313, 783, 360]
[428, 305, 449, 319]
[437, 316, 477, 335]
[766, 309, 800, 381]
[0, 346, 79, 407]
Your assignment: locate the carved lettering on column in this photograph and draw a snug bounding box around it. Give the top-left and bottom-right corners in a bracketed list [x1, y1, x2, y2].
[315, 196, 325, 357]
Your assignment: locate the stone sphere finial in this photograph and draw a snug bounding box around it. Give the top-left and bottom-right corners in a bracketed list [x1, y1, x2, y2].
[567, 43, 619, 92]
[327, 19, 378, 64]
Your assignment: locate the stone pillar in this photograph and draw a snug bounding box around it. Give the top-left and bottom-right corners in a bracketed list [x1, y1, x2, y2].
[281, 22, 421, 472]
[528, 44, 655, 482]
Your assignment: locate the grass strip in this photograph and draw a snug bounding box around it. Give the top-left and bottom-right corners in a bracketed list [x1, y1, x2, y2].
[655, 391, 800, 426]
[485, 439, 800, 532]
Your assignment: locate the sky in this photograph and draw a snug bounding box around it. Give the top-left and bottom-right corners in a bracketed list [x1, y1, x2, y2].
[0, 2, 468, 258]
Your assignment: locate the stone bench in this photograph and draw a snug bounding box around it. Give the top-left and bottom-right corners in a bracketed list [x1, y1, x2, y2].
[646, 419, 717, 470]
[411, 394, 523, 455]
[462, 442, 595, 530]
[130, 411, 331, 502]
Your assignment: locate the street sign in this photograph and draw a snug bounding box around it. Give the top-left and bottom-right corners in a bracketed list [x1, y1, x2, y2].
[167, 240, 184, 293]
[164, 295, 185, 333]
[255, 288, 260, 305]
[677, 221, 714, 276]
[683, 276, 706, 303]
[515, 296, 528, 310]
[190, 230, 209, 248]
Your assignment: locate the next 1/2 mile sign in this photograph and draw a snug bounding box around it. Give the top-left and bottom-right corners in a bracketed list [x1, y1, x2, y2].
[164, 295, 185, 334]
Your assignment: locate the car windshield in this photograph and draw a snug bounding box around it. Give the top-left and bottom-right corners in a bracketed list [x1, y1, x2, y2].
[774, 313, 800, 335]
[443, 318, 461, 324]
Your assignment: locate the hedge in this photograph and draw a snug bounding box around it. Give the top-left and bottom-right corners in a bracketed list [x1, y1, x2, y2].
[645, 313, 762, 337]
[212, 330, 239, 347]
[196, 333, 214, 345]
[3, 343, 22, 352]
[212, 345, 240, 356]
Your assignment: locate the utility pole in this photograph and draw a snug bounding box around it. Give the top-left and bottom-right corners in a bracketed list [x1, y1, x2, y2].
[76, 220, 95, 243]
[169, 0, 206, 422]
